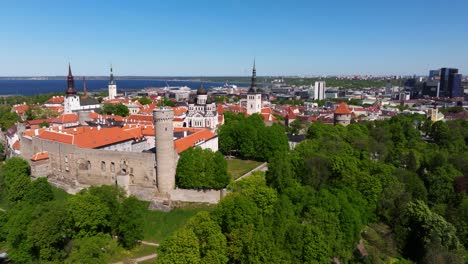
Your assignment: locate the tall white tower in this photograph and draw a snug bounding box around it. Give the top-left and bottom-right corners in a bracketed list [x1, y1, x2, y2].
[153, 108, 176, 196]
[64, 64, 80, 114]
[314, 81, 325, 100]
[108, 66, 117, 100]
[246, 60, 262, 115]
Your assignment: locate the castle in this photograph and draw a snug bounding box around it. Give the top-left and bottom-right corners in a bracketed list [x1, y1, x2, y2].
[17, 65, 224, 205]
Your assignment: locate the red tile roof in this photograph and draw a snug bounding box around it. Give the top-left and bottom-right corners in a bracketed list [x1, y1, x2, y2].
[45, 96, 64, 105]
[12, 140, 20, 150]
[13, 104, 29, 115]
[335, 102, 352, 115]
[37, 126, 143, 149]
[51, 113, 79, 124]
[174, 129, 217, 154]
[31, 151, 49, 161]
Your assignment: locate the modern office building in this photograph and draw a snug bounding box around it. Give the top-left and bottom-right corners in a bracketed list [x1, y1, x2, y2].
[439, 68, 462, 98]
[314, 81, 325, 100]
[422, 68, 462, 98]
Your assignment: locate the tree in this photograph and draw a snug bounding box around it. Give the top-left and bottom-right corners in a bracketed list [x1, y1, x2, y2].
[397, 200, 463, 262]
[66, 194, 111, 238]
[65, 234, 119, 264]
[101, 103, 130, 117]
[23, 177, 54, 205]
[431, 121, 450, 147]
[176, 147, 229, 189]
[302, 225, 331, 263]
[185, 211, 228, 263]
[116, 196, 145, 249]
[85, 185, 125, 233]
[27, 202, 72, 262]
[157, 228, 201, 264]
[5, 203, 35, 264]
[0, 111, 20, 131]
[138, 96, 152, 105]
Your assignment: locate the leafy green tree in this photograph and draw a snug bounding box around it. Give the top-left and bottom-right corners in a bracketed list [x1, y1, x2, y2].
[425, 165, 459, 205]
[157, 228, 201, 264]
[212, 192, 260, 234]
[302, 225, 331, 263]
[138, 96, 152, 105]
[176, 147, 229, 189]
[84, 185, 125, 233]
[23, 177, 54, 205]
[66, 194, 111, 237]
[116, 196, 145, 249]
[5, 203, 35, 264]
[397, 200, 463, 262]
[0, 142, 5, 161]
[27, 202, 72, 262]
[101, 103, 130, 117]
[431, 121, 450, 147]
[186, 211, 228, 264]
[0, 111, 20, 131]
[65, 234, 119, 264]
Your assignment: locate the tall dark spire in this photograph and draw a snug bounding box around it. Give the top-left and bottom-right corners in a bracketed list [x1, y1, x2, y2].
[66, 63, 77, 95]
[82, 77, 88, 98]
[248, 59, 257, 93]
[109, 65, 115, 85]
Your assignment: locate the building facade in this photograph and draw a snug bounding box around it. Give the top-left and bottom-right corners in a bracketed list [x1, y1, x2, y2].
[185, 84, 219, 130]
[246, 61, 262, 115]
[314, 81, 325, 100]
[108, 66, 117, 100]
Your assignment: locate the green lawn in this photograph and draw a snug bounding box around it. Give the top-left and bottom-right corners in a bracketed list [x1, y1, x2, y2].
[141, 203, 214, 243]
[227, 158, 263, 179]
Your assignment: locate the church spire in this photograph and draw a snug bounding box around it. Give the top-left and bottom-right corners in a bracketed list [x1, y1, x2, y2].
[248, 59, 257, 93]
[66, 63, 77, 95]
[82, 76, 88, 98]
[109, 65, 115, 85]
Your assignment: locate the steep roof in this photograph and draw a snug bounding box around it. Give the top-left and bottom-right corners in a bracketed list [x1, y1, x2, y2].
[51, 113, 79, 124]
[174, 129, 217, 154]
[31, 151, 49, 161]
[334, 102, 352, 115]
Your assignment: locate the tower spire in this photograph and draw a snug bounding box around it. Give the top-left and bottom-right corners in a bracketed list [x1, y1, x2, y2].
[109, 64, 115, 85]
[248, 59, 257, 93]
[66, 63, 77, 95]
[82, 76, 88, 98]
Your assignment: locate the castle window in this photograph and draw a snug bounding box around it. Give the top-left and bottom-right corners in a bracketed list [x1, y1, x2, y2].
[101, 161, 106, 172]
[110, 162, 115, 172]
[87, 161, 91, 170]
[64, 155, 68, 163]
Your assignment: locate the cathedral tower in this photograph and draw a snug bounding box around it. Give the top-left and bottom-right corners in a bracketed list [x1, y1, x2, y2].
[64, 64, 80, 114]
[108, 65, 117, 100]
[153, 108, 176, 196]
[246, 60, 262, 115]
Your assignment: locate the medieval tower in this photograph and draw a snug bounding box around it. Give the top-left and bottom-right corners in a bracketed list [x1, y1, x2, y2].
[64, 64, 80, 114]
[153, 108, 176, 196]
[108, 66, 117, 100]
[246, 60, 262, 115]
[333, 102, 352, 126]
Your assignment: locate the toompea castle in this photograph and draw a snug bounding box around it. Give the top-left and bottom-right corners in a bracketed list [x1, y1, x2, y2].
[3, 62, 265, 208]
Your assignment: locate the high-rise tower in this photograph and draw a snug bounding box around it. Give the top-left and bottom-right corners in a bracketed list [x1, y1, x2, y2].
[246, 60, 262, 115]
[64, 64, 81, 114]
[108, 65, 117, 100]
[153, 108, 176, 196]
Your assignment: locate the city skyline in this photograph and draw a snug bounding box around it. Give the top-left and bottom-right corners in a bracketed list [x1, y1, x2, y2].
[1, 0, 467, 76]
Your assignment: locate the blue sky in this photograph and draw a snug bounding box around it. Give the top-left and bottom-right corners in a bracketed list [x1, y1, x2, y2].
[0, 0, 467, 76]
